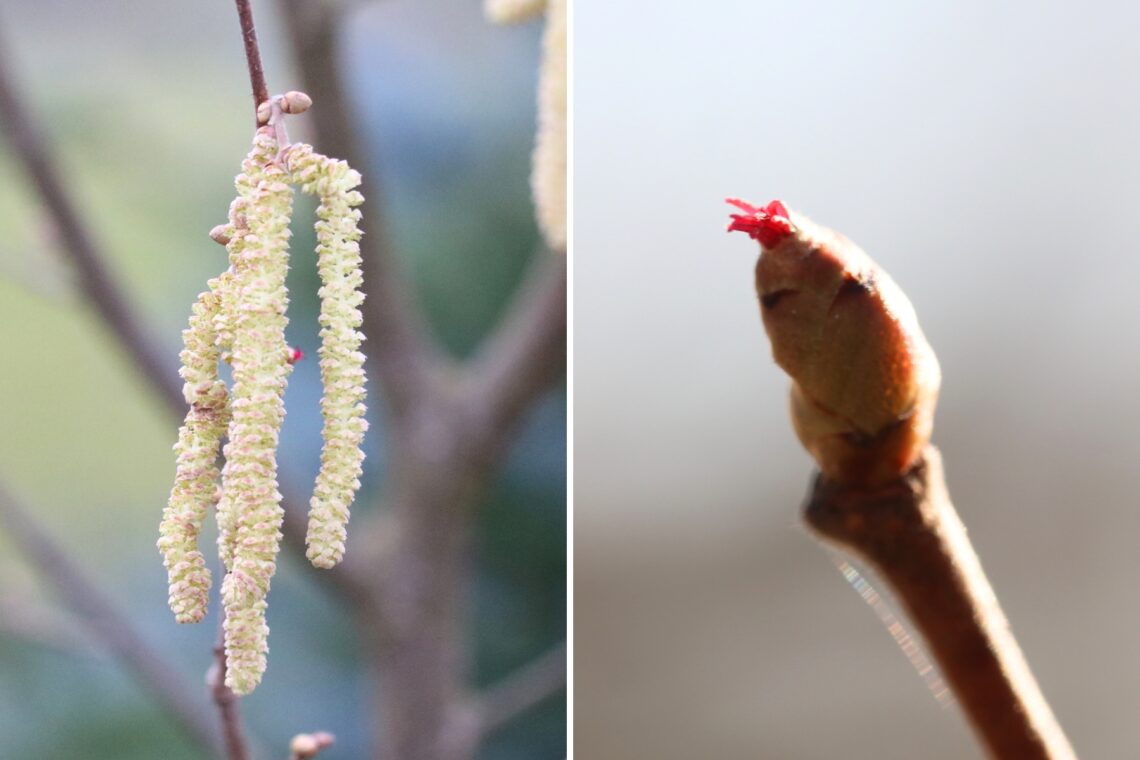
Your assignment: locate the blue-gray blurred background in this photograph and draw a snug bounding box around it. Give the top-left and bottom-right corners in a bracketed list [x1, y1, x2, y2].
[0, 1, 564, 758]
[577, 1, 1140, 758]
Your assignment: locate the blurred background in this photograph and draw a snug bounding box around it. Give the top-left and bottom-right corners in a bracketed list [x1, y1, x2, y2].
[0, 1, 564, 758]
[577, 1, 1140, 758]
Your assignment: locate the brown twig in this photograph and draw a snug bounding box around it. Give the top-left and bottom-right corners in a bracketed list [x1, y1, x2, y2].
[234, 0, 270, 122]
[0, 482, 221, 756]
[0, 28, 184, 419]
[209, 620, 252, 760]
[804, 446, 1076, 760]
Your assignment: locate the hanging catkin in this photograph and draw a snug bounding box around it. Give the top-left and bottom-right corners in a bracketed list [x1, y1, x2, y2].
[158, 94, 368, 694]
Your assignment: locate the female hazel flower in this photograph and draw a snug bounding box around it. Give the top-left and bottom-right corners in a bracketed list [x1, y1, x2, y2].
[727, 199, 941, 486]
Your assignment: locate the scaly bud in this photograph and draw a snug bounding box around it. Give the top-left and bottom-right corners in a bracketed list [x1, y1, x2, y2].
[728, 199, 941, 486]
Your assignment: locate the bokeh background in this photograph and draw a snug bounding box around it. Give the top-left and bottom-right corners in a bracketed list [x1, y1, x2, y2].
[0, 1, 564, 758]
[577, 1, 1140, 758]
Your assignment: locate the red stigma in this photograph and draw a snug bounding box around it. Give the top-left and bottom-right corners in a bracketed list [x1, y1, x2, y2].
[726, 198, 793, 249]
[288, 347, 304, 364]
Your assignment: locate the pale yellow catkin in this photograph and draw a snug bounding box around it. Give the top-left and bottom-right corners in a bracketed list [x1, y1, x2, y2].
[531, 0, 566, 250]
[157, 287, 229, 624]
[286, 144, 368, 570]
[160, 107, 369, 695]
[218, 129, 295, 695]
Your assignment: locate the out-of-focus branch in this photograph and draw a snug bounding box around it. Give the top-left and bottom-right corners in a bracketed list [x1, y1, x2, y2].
[475, 641, 567, 740]
[805, 447, 1076, 760]
[461, 252, 566, 462]
[0, 594, 102, 658]
[275, 4, 566, 759]
[234, 0, 270, 122]
[0, 482, 221, 756]
[0, 29, 185, 419]
[277, 0, 438, 430]
[209, 623, 252, 760]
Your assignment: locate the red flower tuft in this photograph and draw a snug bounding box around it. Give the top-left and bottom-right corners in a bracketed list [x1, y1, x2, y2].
[726, 198, 793, 249]
[288, 347, 304, 364]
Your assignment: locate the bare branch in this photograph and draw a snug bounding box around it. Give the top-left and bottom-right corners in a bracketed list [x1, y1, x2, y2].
[276, 0, 438, 428]
[0, 28, 185, 419]
[209, 621, 252, 760]
[462, 252, 566, 460]
[805, 447, 1075, 760]
[234, 0, 271, 122]
[0, 482, 221, 756]
[475, 642, 567, 740]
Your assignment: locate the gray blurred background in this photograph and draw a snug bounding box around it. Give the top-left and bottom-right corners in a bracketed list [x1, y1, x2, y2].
[0, 1, 564, 758]
[576, 1, 1140, 758]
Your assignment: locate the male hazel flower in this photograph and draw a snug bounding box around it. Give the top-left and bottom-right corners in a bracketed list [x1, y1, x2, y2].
[285, 143, 368, 570]
[727, 198, 941, 486]
[160, 95, 368, 695]
[217, 158, 294, 694]
[485, 0, 566, 251]
[157, 286, 230, 624]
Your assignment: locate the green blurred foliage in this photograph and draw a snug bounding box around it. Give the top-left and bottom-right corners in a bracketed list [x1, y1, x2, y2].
[0, 1, 564, 758]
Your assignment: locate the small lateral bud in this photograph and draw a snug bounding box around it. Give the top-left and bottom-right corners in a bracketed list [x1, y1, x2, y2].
[282, 91, 313, 115]
[290, 732, 335, 758]
[209, 225, 232, 245]
[256, 99, 274, 125]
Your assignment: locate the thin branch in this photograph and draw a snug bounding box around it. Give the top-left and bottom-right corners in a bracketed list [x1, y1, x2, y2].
[475, 641, 567, 740]
[804, 447, 1076, 760]
[277, 0, 438, 427]
[461, 252, 566, 460]
[209, 621, 252, 760]
[235, 0, 270, 122]
[0, 482, 221, 756]
[0, 28, 185, 419]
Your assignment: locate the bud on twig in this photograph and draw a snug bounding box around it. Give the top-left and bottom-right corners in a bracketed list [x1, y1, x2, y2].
[289, 731, 335, 759]
[727, 199, 940, 486]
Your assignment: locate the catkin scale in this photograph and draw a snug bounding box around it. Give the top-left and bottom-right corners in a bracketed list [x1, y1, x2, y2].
[729, 200, 940, 486]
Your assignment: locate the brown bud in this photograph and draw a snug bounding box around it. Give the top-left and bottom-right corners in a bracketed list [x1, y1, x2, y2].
[728, 199, 941, 487]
